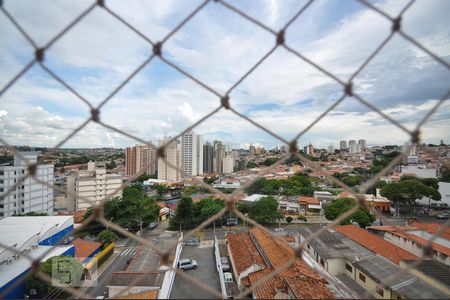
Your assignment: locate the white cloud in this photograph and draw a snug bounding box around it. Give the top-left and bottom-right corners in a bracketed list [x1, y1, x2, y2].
[0, 0, 448, 149]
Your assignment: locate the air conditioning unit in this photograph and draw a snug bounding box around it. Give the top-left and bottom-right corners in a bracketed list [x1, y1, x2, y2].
[6, 257, 14, 264]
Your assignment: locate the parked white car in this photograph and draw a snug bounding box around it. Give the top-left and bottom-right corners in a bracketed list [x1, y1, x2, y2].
[224, 272, 233, 283]
[177, 258, 198, 271]
[221, 257, 230, 271]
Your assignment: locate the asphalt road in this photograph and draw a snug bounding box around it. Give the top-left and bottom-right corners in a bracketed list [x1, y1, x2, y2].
[170, 243, 221, 299]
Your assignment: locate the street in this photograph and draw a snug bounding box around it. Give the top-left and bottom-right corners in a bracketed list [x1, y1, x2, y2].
[170, 243, 221, 299]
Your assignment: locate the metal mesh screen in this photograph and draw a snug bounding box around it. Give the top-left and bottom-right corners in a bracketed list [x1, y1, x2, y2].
[0, 0, 449, 298]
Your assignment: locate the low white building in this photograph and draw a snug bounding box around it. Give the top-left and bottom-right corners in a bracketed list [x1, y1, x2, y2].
[0, 216, 75, 298]
[0, 152, 53, 218]
[67, 162, 122, 212]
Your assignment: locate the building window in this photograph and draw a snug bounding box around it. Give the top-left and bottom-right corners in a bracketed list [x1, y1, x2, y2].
[0, 171, 3, 175]
[376, 286, 384, 297]
[22, 170, 25, 174]
[0, 204, 3, 208]
[21, 185, 24, 189]
[0, 180, 3, 183]
[359, 273, 366, 283]
[320, 259, 325, 266]
[22, 193, 24, 197]
[0, 188, 3, 192]
[345, 263, 352, 272]
[14, 171, 16, 175]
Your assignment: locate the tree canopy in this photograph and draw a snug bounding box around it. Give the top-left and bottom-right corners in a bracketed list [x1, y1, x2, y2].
[381, 177, 441, 207]
[245, 174, 314, 196]
[169, 197, 225, 230]
[83, 185, 160, 233]
[324, 197, 374, 228]
[247, 196, 283, 226]
[96, 229, 119, 246]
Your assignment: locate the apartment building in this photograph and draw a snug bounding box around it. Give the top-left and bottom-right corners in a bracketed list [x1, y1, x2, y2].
[66, 161, 123, 212]
[181, 130, 203, 178]
[157, 138, 181, 182]
[222, 156, 234, 174]
[0, 152, 53, 218]
[125, 144, 155, 176]
[203, 142, 214, 174]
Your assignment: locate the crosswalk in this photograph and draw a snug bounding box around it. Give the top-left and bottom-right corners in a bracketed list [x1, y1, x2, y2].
[185, 231, 205, 245]
[120, 248, 137, 257]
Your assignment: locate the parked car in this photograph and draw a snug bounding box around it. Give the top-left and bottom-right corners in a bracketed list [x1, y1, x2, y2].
[226, 218, 238, 226]
[221, 257, 230, 271]
[224, 272, 233, 283]
[177, 258, 198, 271]
[148, 222, 158, 230]
[274, 228, 285, 232]
[436, 213, 449, 219]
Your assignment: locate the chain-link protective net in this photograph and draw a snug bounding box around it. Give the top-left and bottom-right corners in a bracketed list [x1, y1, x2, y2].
[0, 0, 449, 299]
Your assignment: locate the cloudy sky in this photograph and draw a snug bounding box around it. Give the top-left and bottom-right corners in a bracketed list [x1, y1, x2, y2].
[0, 0, 449, 150]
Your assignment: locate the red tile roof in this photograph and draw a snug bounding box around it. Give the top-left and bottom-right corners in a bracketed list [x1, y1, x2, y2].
[408, 219, 450, 240]
[57, 210, 86, 223]
[227, 232, 265, 275]
[72, 238, 102, 262]
[251, 227, 334, 299]
[299, 196, 319, 205]
[335, 225, 419, 264]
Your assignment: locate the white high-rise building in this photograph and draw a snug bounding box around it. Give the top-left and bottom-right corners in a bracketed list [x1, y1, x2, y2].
[340, 140, 347, 150]
[349, 140, 358, 154]
[196, 135, 203, 176]
[0, 152, 54, 218]
[222, 156, 234, 174]
[358, 139, 367, 151]
[67, 161, 122, 212]
[181, 130, 203, 178]
[328, 145, 335, 154]
[158, 138, 181, 182]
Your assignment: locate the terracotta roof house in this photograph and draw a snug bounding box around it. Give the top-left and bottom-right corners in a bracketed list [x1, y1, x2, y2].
[72, 238, 102, 264]
[227, 227, 335, 299]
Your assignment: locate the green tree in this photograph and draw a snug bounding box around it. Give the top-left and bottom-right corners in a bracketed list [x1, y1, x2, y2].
[246, 161, 258, 169]
[106, 160, 117, 170]
[196, 198, 225, 224]
[169, 197, 195, 230]
[286, 216, 293, 223]
[102, 186, 160, 232]
[248, 196, 283, 225]
[381, 179, 441, 216]
[27, 256, 83, 297]
[96, 229, 119, 246]
[183, 185, 211, 197]
[324, 198, 374, 228]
